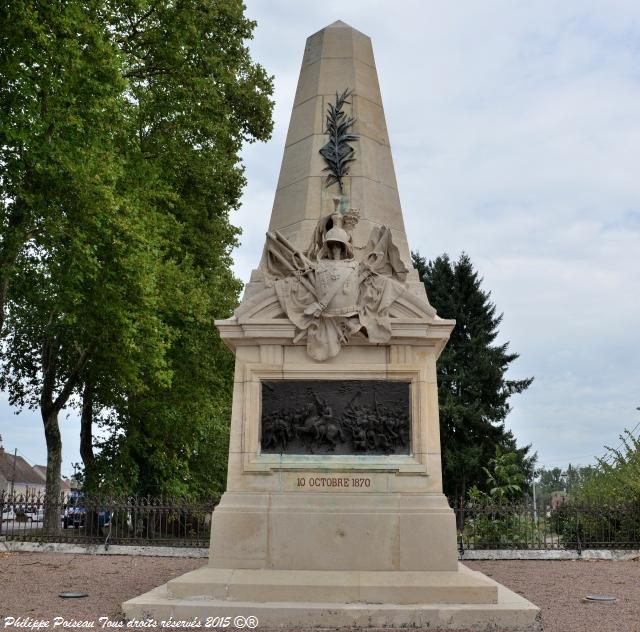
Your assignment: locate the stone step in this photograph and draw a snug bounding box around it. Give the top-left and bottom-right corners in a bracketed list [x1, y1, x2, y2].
[123, 575, 541, 631]
[166, 564, 498, 605]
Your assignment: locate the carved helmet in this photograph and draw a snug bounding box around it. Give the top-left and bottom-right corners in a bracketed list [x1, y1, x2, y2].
[324, 224, 350, 247]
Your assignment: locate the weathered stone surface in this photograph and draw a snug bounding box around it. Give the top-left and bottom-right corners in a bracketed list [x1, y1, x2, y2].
[265, 209, 410, 360]
[123, 565, 542, 631]
[262, 19, 413, 283]
[164, 564, 497, 603]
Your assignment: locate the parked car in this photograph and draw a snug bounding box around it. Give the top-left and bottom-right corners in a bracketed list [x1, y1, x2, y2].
[63, 504, 85, 529]
[63, 490, 84, 528]
[2, 507, 16, 521]
[25, 508, 45, 522]
[63, 492, 110, 530]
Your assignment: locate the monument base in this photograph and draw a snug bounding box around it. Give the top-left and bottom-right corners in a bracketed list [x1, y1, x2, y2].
[207, 491, 461, 573]
[122, 564, 542, 630]
[123, 492, 540, 629]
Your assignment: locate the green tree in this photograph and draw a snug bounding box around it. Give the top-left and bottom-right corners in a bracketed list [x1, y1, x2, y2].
[0, 0, 151, 530]
[481, 446, 525, 502]
[574, 430, 640, 503]
[465, 448, 533, 548]
[92, 281, 239, 498]
[549, 432, 640, 547]
[533, 465, 596, 506]
[536, 467, 565, 496]
[0, 0, 273, 527]
[85, 0, 273, 498]
[412, 252, 534, 501]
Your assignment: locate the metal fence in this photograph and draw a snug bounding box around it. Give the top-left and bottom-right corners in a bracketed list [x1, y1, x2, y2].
[2, 491, 639, 552]
[0, 491, 218, 547]
[453, 499, 640, 553]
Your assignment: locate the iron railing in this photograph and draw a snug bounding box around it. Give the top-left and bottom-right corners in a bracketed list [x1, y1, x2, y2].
[0, 491, 218, 547]
[2, 491, 639, 551]
[453, 498, 640, 553]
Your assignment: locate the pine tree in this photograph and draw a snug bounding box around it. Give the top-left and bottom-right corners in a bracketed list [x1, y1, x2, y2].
[412, 252, 534, 501]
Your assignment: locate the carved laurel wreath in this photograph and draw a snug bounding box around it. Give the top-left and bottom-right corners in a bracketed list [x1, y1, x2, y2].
[319, 89, 359, 192]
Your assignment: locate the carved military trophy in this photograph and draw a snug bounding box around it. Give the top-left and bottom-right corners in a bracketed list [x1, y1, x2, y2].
[125, 21, 540, 630]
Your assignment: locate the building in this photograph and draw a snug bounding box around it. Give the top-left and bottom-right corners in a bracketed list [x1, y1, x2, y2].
[0, 437, 72, 497]
[0, 445, 46, 496]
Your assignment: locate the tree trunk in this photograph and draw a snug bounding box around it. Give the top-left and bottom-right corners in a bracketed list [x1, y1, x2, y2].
[39, 320, 92, 533]
[42, 407, 62, 534]
[80, 381, 95, 492]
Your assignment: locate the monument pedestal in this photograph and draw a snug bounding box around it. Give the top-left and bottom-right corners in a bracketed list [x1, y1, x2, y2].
[125, 567, 540, 630]
[123, 20, 540, 630]
[124, 341, 540, 630]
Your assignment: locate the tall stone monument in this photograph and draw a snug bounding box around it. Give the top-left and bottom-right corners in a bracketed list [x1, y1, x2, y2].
[124, 21, 541, 630]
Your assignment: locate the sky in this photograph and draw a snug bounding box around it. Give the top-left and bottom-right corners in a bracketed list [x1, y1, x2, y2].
[1, 0, 639, 477]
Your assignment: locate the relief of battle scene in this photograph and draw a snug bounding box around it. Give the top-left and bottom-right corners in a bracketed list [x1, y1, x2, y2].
[260, 380, 410, 455]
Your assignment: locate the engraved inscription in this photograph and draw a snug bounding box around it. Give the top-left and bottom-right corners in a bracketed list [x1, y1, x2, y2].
[296, 476, 372, 488]
[260, 380, 410, 455]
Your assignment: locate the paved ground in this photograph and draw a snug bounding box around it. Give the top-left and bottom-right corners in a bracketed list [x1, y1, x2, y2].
[0, 552, 639, 631]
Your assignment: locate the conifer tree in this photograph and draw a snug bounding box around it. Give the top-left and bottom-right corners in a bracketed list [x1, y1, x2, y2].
[412, 252, 534, 501]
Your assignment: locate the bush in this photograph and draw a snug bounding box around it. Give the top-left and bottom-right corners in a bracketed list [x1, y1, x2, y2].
[550, 503, 640, 548]
[462, 503, 541, 549]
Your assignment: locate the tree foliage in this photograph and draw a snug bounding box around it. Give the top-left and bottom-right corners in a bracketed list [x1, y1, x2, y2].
[0, 0, 273, 522]
[549, 433, 640, 548]
[571, 430, 640, 503]
[533, 465, 596, 506]
[412, 252, 534, 501]
[468, 446, 525, 503]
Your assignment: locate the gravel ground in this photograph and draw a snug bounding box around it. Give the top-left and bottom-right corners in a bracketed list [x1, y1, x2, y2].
[465, 559, 640, 632]
[1, 552, 639, 631]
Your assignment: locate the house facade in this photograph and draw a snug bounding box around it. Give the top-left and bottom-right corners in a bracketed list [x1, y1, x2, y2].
[0, 443, 75, 498]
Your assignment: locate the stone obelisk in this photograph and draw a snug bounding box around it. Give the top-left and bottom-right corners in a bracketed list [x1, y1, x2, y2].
[245, 20, 425, 304]
[124, 21, 541, 630]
